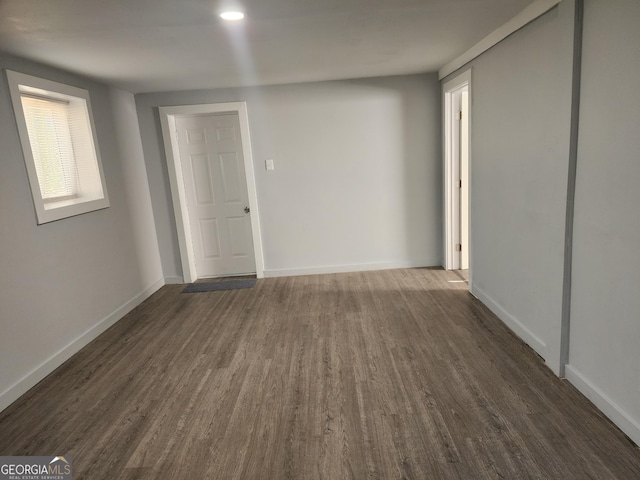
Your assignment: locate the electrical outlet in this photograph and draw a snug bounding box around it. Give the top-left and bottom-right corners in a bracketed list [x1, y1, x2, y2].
[265, 159, 275, 171]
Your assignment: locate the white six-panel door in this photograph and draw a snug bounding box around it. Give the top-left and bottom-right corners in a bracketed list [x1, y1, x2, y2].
[175, 113, 256, 277]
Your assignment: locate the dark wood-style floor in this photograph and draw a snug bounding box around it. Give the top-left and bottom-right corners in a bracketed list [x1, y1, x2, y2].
[1, 268, 639, 479]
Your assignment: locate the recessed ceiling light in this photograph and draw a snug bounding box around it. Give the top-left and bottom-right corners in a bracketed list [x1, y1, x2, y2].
[220, 11, 245, 21]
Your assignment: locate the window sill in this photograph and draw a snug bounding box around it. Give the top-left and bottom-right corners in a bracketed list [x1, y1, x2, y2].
[36, 197, 110, 224]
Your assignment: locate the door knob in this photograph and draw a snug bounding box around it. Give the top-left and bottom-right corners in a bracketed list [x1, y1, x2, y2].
[244, 206, 250, 213]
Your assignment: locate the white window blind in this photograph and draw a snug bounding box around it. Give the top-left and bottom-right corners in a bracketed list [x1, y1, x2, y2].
[21, 95, 78, 202]
[6, 70, 110, 224]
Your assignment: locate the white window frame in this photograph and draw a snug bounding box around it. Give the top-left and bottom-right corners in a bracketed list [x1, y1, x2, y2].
[6, 70, 110, 224]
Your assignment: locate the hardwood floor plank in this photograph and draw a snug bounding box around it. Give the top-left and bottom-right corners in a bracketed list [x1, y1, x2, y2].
[0, 268, 639, 479]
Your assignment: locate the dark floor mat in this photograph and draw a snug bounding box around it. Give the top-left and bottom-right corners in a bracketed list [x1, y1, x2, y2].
[182, 278, 257, 293]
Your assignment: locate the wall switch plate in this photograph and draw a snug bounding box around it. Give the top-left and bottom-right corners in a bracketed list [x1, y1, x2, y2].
[265, 159, 275, 171]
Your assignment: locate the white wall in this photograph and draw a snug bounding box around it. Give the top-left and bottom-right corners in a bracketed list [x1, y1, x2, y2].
[136, 74, 442, 279]
[443, 0, 640, 446]
[444, 2, 575, 374]
[0, 53, 163, 411]
[109, 88, 163, 285]
[566, 0, 640, 446]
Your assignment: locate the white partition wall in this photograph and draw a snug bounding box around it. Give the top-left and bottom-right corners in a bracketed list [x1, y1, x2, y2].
[441, 0, 640, 446]
[442, 1, 576, 375]
[566, 0, 640, 447]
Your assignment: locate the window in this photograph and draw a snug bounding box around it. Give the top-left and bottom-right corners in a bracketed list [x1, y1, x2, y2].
[6, 70, 109, 224]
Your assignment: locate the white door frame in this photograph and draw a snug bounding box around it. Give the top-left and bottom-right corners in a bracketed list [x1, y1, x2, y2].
[443, 69, 472, 279]
[159, 102, 265, 282]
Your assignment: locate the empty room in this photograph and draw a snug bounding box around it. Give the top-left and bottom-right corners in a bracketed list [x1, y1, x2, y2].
[0, 0, 639, 478]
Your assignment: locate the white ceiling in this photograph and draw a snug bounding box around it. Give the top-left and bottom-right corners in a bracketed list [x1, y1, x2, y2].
[0, 0, 535, 93]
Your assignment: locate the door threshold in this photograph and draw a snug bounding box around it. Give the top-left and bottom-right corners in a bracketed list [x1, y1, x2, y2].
[195, 273, 257, 283]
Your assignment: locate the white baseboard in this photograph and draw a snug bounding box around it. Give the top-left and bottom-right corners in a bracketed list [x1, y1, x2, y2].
[565, 364, 640, 447]
[163, 276, 184, 284]
[471, 284, 547, 358]
[263, 259, 439, 278]
[0, 277, 166, 413]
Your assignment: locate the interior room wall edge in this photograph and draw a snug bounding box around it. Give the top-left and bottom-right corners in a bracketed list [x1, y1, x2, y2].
[0, 278, 165, 413]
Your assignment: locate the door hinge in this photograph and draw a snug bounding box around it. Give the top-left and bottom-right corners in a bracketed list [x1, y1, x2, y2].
[457, 179, 462, 188]
[455, 244, 462, 252]
[458, 110, 463, 121]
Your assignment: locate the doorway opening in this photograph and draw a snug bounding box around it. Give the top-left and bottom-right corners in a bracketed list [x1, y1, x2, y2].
[443, 70, 471, 286]
[159, 102, 265, 283]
